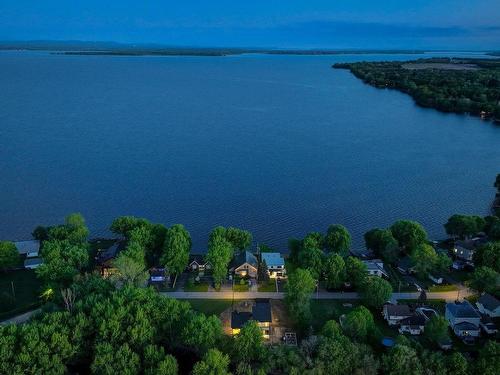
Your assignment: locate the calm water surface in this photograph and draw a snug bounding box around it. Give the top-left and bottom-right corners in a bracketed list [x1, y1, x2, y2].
[1, 52, 499, 250]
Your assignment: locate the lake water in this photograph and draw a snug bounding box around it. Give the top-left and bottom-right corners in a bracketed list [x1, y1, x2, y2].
[1, 51, 499, 251]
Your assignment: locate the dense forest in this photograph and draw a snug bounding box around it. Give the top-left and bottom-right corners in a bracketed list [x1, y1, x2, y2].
[334, 58, 500, 121]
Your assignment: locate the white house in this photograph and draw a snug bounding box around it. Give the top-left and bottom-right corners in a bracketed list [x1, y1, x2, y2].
[398, 314, 426, 335]
[476, 293, 500, 318]
[383, 304, 412, 326]
[14, 240, 40, 258]
[229, 251, 258, 278]
[188, 255, 211, 272]
[445, 301, 481, 338]
[261, 252, 286, 278]
[362, 259, 388, 278]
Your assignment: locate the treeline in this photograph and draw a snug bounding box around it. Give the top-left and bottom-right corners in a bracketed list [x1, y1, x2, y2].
[334, 58, 500, 120]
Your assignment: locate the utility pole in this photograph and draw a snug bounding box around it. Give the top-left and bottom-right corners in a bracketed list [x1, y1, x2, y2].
[11, 281, 16, 299]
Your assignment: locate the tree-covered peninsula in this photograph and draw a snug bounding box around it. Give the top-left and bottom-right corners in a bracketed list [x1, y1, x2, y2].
[334, 58, 500, 121]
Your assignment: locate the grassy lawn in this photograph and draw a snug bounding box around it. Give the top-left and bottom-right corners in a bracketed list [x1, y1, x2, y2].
[184, 283, 209, 292]
[258, 280, 276, 292]
[309, 300, 396, 338]
[0, 269, 42, 319]
[233, 283, 249, 292]
[428, 284, 459, 292]
[186, 299, 235, 316]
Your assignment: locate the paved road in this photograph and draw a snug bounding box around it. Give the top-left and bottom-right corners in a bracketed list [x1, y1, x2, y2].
[0, 309, 41, 326]
[163, 289, 472, 302]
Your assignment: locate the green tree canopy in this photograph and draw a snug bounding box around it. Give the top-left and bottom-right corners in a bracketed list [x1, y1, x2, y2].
[341, 306, 376, 341]
[192, 349, 231, 375]
[469, 266, 499, 294]
[424, 315, 450, 345]
[285, 268, 316, 330]
[382, 344, 422, 375]
[36, 240, 89, 287]
[473, 242, 500, 272]
[144, 345, 178, 375]
[475, 340, 500, 375]
[91, 343, 141, 375]
[325, 224, 351, 255]
[345, 256, 368, 288]
[364, 228, 399, 263]
[444, 214, 486, 239]
[206, 234, 233, 288]
[297, 246, 324, 280]
[410, 243, 439, 277]
[0, 241, 19, 270]
[234, 320, 265, 363]
[181, 313, 223, 355]
[324, 253, 346, 290]
[361, 277, 393, 308]
[111, 253, 149, 287]
[160, 224, 191, 287]
[390, 220, 427, 252]
[110, 216, 150, 238]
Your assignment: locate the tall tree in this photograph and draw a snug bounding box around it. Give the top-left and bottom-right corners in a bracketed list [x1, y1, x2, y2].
[469, 267, 499, 294]
[444, 214, 485, 239]
[110, 216, 150, 238]
[160, 224, 191, 288]
[324, 253, 346, 290]
[473, 242, 500, 272]
[382, 344, 422, 375]
[297, 247, 324, 280]
[475, 340, 500, 375]
[206, 234, 233, 288]
[225, 227, 253, 251]
[192, 349, 231, 375]
[341, 306, 375, 341]
[36, 240, 89, 287]
[0, 241, 19, 270]
[181, 313, 223, 355]
[424, 315, 449, 345]
[361, 277, 392, 308]
[234, 320, 265, 363]
[364, 228, 399, 263]
[390, 220, 427, 252]
[285, 269, 316, 330]
[91, 343, 141, 375]
[345, 256, 368, 288]
[257, 259, 270, 283]
[410, 243, 438, 277]
[144, 345, 178, 375]
[111, 254, 149, 287]
[325, 224, 351, 255]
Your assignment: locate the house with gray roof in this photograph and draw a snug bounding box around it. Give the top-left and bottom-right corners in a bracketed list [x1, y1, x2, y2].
[24, 257, 43, 269]
[261, 252, 286, 279]
[230, 251, 258, 278]
[383, 304, 412, 326]
[14, 240, 40, 258]
[476, 293, 500, 318]
[445, 301, 481, 338]
[362, 259, 388, 278]
[230, 299, 273, 339]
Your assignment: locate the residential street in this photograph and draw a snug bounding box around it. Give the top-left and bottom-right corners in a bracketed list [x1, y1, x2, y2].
[162, 288, 472, 302]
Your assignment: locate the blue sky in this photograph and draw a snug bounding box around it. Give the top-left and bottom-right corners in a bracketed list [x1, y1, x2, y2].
[1, 1, 499, 49]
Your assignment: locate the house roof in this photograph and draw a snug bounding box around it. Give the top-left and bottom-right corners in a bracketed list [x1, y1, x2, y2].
[253, 299, 272, 322]
[24, 257, 43, 267]
[397, 256, 413, 270]
[95, 241, 124, 265]
[14, 240, 40, 255]
[454, 321, 479, 331]
[454, 240, 476, 251]
[385, 304, 412, 317]
[231, 311, 252, 329]
[261, 253, 284, 268]
[231, 251, 258, 269]
[400, 314, 426, 327]
[478, 293, 500, 311]
[189, 254, 208, 265]
[446, 301, 481, 319]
